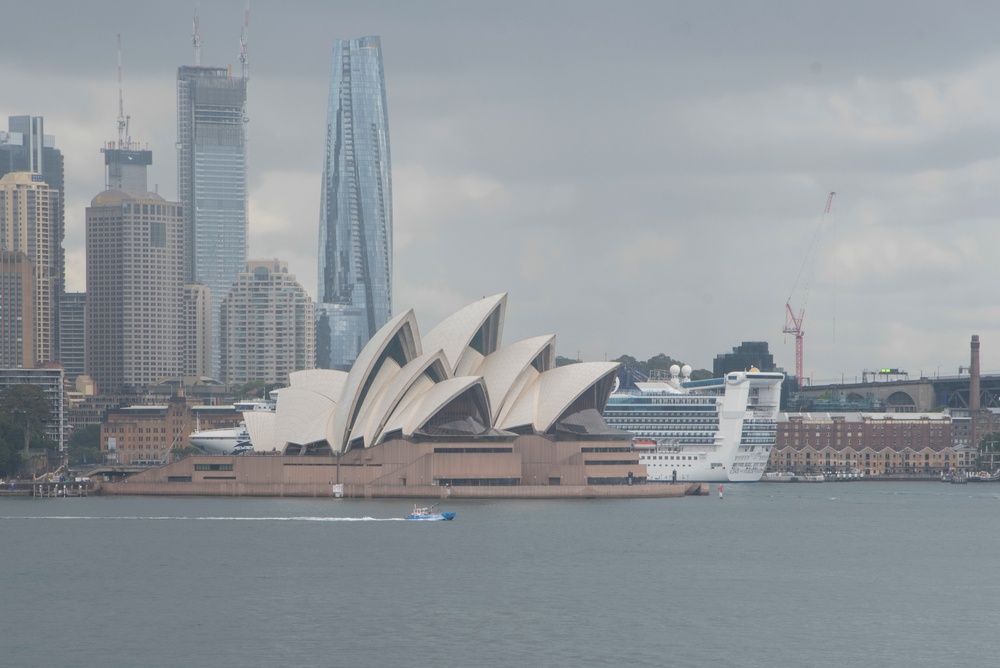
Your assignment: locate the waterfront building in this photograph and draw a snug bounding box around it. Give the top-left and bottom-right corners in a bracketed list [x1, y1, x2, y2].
[58, 292, 85, 382]
[218, 259, 315, 385]
[316, 35, 393, 371]
[0, 171, 58, 364]
[0, 249, 34, 367]
[101, 396, 243, 466]
[86, 144, 184, 393]
[177, 64, 249, 377]
[104, 294, 659, 495]
[769, 412, 976, 476]
[0, 366, 66, 449]
[181, 283, 212, 379]
[234, 294, 632, 485]
[1, 116, 65, 348]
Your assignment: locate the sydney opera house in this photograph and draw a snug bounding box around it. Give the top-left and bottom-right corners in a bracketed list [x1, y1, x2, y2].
[105, 294, 693, 498]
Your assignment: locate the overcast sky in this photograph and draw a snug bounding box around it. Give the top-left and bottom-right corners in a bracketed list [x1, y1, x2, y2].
[3, 1, 1000, 383]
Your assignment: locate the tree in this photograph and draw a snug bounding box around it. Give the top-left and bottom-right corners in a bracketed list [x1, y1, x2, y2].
[236, 379, 269, 398]
[0, 385, 52, 453]
[688, 368, 714, 381]
[613, 355, 640, 368]
[645, 353, 680, 371]
[979, 432, 1000, 452]
[67, 424, 102, 468]
[0, 421, 22, 477]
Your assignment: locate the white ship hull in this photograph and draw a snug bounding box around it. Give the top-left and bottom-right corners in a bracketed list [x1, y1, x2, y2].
[605, 370, 784, 483]
[189, 425, 251, 455]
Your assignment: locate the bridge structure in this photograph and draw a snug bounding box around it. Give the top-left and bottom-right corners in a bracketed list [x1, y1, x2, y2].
[796, 374, 1000, 412]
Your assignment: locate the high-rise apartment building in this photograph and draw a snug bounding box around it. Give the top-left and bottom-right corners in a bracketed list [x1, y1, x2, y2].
[316, 36, 393, 371]
[0, 172, 58, 364]
[0, 249, 34, 367]
[219, 259, 315, 385]
[86, 146, 183, 393]
[0, 116, 64, 333]
[181, 283, 212, 379]
[0, 367, 66, 450]
[58, 292, 86, 382]
[177, 65, 248, 378]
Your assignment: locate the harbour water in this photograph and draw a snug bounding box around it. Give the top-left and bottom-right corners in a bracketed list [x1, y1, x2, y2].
[3, 482, 999, 667]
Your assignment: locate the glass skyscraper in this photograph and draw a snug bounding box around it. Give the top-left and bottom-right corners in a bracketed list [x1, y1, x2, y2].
[177, 66, 248, 378]
[316, 36, 393, 371]
[1, 116, 64, 361]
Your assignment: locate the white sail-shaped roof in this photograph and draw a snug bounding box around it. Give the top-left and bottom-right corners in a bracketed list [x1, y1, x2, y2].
[359, 350, 452, 447]
[420, 293, 506, 375]
[328, 310, 421, 454]
[398, 376, 491, 437]
[251, 294, 621, 450]
[477, 335, 556, 423]
[497, 374, 539, 432]
[532, 362, 620, 433]
[244, 410, 278, 452]
[274, 387, 337, 448]
[499, 362, 619, 433]
[288, 369, 349, 401]
[347, 357, 402, 447]
[380, 375, 437, 438]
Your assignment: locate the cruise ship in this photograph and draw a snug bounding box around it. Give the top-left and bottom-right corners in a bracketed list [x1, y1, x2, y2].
[603, 365, 784, 482]
[188, 401, 274, 455]
[188, 423, 252, 455]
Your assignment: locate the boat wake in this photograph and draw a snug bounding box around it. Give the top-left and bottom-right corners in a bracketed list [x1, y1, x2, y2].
[0, 515, 406, 522]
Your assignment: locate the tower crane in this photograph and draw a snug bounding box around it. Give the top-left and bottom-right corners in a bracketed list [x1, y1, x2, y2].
[784, 191, 835, 385]
[192, 3, 202, 66]
[239, 1, 250, 81]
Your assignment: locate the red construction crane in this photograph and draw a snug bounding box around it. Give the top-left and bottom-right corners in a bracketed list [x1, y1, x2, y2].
[784, 191, 835, 385]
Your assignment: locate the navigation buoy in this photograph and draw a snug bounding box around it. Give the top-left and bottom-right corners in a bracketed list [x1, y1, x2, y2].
[718, 484, 723, 500]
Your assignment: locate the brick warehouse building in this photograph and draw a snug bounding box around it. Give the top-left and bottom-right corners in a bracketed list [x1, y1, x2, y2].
[769, 412, 984, 476]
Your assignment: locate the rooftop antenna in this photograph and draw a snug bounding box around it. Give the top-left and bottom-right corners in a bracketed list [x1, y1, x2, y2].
[192, 2, 202, 66]
[116, 34, 131, 148]
[239, 1, 250, 80]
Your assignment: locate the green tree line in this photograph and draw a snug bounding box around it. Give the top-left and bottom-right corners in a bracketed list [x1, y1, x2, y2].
[0, 384, 54, 477]
[556, 353, 712, 380]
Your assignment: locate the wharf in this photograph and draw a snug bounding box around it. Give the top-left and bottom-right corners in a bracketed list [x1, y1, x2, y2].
[99, 480, 707, 499]
[0, 482, 92, 497]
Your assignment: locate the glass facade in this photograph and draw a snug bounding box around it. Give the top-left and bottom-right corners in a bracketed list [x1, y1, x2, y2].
[177, 66, 248, 378]
[1, 116, 64, 359]
[58, 292, 86, 382]
[317, 36, 392, 371]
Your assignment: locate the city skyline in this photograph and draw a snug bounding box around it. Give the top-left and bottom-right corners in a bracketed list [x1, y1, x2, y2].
[3, 2, 1000, 383]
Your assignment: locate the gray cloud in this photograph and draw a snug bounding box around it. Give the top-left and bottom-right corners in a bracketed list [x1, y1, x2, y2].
[4, 1, 1000, 383]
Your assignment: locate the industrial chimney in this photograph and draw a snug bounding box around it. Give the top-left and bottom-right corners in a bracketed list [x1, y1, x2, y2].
[971, 335, 981, 412]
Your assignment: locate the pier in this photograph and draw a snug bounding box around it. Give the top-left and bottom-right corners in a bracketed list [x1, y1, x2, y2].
[0, 481, 92, 497]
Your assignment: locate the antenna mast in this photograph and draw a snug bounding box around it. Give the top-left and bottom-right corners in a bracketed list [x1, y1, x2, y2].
[116, 34, 130, 148]
[192, 3, 202, 66]
[239, 1, 250, 80]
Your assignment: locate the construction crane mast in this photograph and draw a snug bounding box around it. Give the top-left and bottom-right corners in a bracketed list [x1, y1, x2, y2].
[784, 191, 835, 385]
[192, 3, 202, 66]
[116, 34, 130, 148]
[239, 2, 250, 81]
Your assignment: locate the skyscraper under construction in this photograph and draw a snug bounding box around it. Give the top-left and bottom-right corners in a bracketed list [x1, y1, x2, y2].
[177, 58, 248, 377]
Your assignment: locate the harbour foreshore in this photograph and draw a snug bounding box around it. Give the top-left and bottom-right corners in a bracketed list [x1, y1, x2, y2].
[98, 480, 707, 499]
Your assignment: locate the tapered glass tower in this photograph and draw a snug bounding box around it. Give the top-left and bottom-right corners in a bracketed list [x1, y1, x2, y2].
[316, 36, 392, 371]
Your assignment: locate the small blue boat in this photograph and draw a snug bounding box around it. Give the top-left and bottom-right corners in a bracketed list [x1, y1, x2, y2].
[405, 504, 456, 521]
